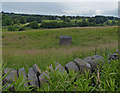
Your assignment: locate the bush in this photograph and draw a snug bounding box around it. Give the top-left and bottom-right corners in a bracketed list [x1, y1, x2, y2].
[18, 27, 25, 31]
[77, 21, 89, 27]
[41, 21, 72, 28]
[8, 25, 18, 31]
[28, 21, 39, 29]
[41, 21, 59, 28]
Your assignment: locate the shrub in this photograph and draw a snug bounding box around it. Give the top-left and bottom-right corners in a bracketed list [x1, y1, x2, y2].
[18, 26, 25, 31]
[28, 21, 39, 29]
[8, 25, 18, 31]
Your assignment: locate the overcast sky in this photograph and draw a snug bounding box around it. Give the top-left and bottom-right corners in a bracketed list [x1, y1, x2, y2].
[2, 1, 119, 16]
[1, 0, 119, 2]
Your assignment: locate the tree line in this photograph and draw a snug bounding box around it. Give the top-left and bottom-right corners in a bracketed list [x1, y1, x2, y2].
[2, 11, 118, 31]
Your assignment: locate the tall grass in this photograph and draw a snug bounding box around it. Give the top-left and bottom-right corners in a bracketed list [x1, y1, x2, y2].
[2, 26, 118, 71]
[36, 58, 119, 91]
[2, 58, 119, 91]
[2, 63, 34, 92]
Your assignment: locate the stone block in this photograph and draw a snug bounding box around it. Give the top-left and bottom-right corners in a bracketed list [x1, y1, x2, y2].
[28, 68, 39, 87]
[65, 62, 79, 73]
[18, 67, 28, 87]
[39, 72, 49, 87]
[74, 58, 91, 74]
[59, 36, 72, 45]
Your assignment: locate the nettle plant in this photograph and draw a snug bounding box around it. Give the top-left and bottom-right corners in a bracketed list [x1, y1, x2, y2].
[2, 63, 34, 92]
[38, 67, 78, 91]
[96, 59, 120, 91]
[38, 58, 119, 91]
[37, 66, 95, 91]
[1, 57, 120, 92]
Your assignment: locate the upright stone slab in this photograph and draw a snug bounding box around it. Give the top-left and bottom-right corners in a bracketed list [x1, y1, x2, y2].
[39, 72, 49, 87]
[74, 58, 82, 70]
[2, 83, 14, 91]
[55, 62, 66, 73]
[74, 58, 91, 74]
[3, 68, 17, 83]
[18, 67, 28, 87]
[28, 68, 39, 88]
[33, 64, 42, 76]
[59, 36, 72, 46]
[65, 62, 79, 73]
[3, 68, 17, 91]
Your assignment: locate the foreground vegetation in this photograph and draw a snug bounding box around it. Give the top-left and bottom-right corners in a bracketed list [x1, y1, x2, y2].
[38, 59, 120, 91]
[2, 26, 118, 72]
[2, 58, 120, 91]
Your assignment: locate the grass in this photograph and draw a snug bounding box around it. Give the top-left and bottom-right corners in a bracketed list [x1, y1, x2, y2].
[2, 58, 119, 91]
[2, 26, 118, 72]
[41, 19, 86, 25]
[42, 20, 63, 23]
[2, 26, 119, 91]
[38, 58, 120, 91]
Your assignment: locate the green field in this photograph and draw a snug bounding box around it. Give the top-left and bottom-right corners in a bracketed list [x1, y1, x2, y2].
[2, 26, 118, 72]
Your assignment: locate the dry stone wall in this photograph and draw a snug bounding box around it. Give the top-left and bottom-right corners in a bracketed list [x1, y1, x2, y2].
[2, 50, 119, 91]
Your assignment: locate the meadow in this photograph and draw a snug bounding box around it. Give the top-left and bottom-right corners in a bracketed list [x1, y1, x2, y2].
[2, 26, 118, 72]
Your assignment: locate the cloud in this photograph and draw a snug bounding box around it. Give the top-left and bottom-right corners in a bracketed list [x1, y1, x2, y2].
[95, 9, 102, 15]
[102, 9, 118, 16]
[2, 2, 118, 16]
[2, 0, 119, 2]
[59, 2, 118, 16]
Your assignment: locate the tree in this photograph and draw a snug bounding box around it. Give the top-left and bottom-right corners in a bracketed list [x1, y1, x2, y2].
[76, 16, 80, 19]
[77, 21, 89, 27]
[6, 18, 13, 25]
[2, 19, 7, 26]
[61, 15, 66, 20]
[88, 18, 96, 23]
[18, 26, 25, 31]
[63, 18, 70, 22]
[13, 19, 20, 24]
[41, 21, 59, 28]
[49, 21, 58, 28]
[105, 21, 110, 25]
[29, 21, 38, 29]
[20, 17, 26, 24]
[40, 21, 49, 28]
[112, 21, 115, 24]
[8, 25, 18, 31]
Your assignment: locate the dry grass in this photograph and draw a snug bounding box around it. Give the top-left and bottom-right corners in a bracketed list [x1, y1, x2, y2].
[2, 26, 118, 71]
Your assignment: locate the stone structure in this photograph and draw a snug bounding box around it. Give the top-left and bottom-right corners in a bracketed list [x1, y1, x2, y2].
[59, 36, 72, 45]
[2, 50, 119, 91]
[65, 61, 79, 73]
[18, 67, 28, 87]
[28, 68, 39, 88]
[74, 58, 91, 74]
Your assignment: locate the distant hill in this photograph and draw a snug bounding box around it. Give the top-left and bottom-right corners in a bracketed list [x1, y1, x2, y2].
[2, 12, 118, 31]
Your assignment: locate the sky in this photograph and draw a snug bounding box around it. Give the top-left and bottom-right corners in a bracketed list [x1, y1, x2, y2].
[1, 1, 119, 17]
[1, 0, 119, 2]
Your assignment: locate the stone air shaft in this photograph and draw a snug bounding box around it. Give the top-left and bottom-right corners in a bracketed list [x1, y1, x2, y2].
[59, 36, 72, 45]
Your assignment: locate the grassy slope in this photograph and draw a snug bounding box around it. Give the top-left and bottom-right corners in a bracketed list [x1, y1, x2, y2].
[2, 26, 118, 72]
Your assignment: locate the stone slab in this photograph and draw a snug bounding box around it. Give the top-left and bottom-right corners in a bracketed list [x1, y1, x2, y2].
[28, 68, 39, 87]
